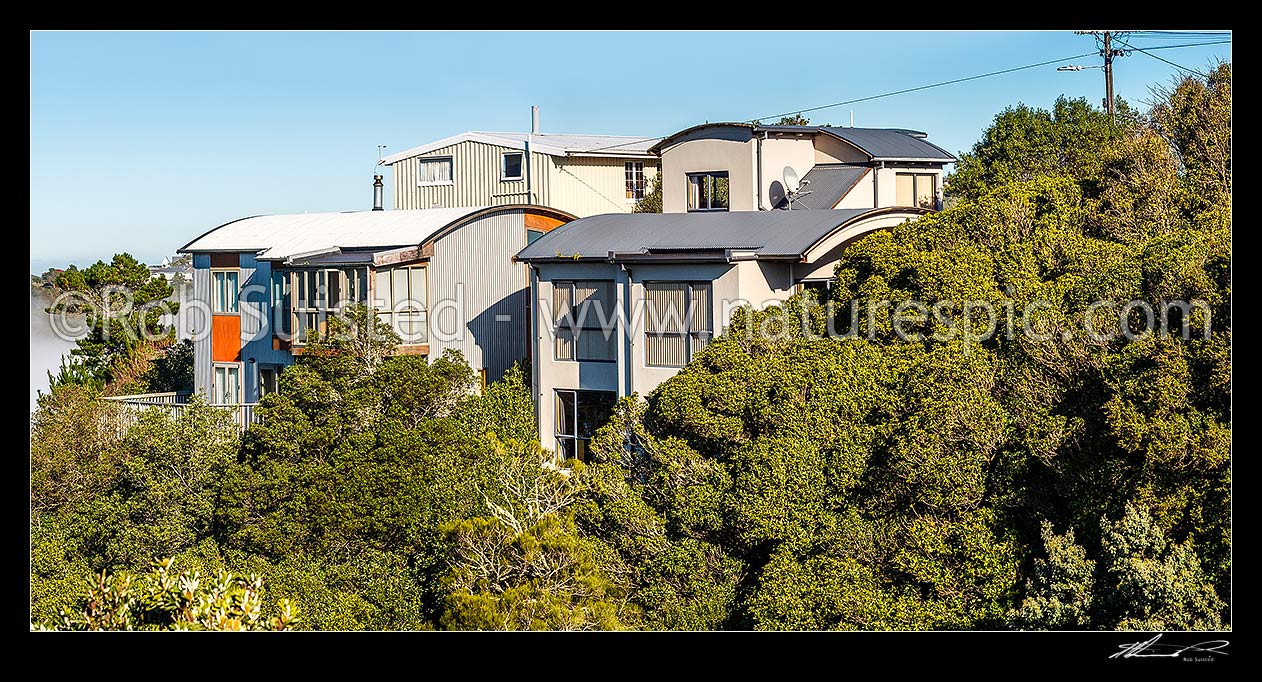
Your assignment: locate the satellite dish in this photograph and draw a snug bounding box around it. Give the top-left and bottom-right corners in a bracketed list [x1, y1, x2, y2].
[783, 167, 800, 193]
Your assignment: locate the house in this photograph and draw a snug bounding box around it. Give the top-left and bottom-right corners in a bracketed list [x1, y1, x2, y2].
[514, 207, 928, 458]
[178, 204, 574, 407]
[381, 116, 660, 218]
[648, 123, 954, 213]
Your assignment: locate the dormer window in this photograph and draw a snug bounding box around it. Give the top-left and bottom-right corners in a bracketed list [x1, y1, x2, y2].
[502, 152, 524, 181]
[686, 171, 729, 212]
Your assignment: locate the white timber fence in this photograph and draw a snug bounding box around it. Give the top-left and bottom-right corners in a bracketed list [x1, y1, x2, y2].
[101, 392, 261, 432]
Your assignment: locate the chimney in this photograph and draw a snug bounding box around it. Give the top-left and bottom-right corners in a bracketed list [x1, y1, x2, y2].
[531, 105, 540, 135]
[372, 174, 384, 211]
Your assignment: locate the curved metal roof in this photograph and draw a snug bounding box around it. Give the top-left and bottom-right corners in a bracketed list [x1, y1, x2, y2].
[647, 122, 955, 162]
[179, 205, 576, 261]
[514, 207, 928, 263]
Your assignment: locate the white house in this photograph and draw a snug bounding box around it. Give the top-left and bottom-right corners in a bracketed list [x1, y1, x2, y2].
[649, 123, 954, 213]
[514, 207, 928, 458]
[381, 115, 659, 218]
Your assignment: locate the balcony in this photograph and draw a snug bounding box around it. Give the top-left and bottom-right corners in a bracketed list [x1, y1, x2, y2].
[101, 392, 261, 432]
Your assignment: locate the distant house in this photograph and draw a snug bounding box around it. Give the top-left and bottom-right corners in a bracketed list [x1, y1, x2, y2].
[381, 123, 659, 217]
[514, 207, 928, 458]
[648, 123, 955, 213]
[179, 205, 574, 407]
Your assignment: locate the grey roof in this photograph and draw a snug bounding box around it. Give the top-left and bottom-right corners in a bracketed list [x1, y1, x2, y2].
[648, 122, 954, 162]
[515, 207, 928, 262]
[773, 164, 869, 210]
[818, 127, 955, 162]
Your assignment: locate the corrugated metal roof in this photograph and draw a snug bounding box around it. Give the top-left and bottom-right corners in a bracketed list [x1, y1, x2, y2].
[515, 207, 925, 262]
[381, 131, 659, 165]
[773, 165, 869, 210]
[179, 207, 488, 260]
[818, 127, 956, 162]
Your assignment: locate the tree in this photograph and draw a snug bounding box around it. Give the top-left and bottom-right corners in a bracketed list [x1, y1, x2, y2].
[440, 445, 631, 630]
[1011, 523, 1095, 629]
[1099, 504, 1223, 630]
[946, 96, 1133, 202]
[38, 558, 299, 631]
[48, 254, 177, 385]
[144, 339, 194, 393]
[775, 113, 811, 126]
[633, 176, 662, 213]
[458, 360, 537, 443]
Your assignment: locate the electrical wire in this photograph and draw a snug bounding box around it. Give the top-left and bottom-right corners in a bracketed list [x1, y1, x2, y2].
[579, 38, 1229, 155]
[1116, 38, 1213, 77]
[583, 49, 1101, 153]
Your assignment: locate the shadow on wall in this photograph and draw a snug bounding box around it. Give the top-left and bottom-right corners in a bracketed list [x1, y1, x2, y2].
[467, 287, 529, 384]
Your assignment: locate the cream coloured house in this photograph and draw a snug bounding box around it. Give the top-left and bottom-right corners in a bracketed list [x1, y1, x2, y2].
[649, 123, 954, 214]
[381, 124, 659, 217]
[514, 207, 928, 458]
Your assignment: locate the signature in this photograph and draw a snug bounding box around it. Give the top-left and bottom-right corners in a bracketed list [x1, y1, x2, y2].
[1111, 634, 1230, 660]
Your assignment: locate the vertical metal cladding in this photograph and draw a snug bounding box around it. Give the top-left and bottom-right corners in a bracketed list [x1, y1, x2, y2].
[238, 254, 294, 402]
[192, 254, 212, 399]
[548, 156, 659, 217]
[390, 140, 655, 217]
[429, 209, 529, 382]
[394, 141, 552, 210]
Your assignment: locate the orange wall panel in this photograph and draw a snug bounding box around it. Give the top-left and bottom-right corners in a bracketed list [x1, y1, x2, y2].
[211, 315, 242, 362]
[525, 212, 567, 232]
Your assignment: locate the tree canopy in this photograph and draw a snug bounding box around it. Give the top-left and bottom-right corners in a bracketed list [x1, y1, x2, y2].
[32, 66, 1230, 631]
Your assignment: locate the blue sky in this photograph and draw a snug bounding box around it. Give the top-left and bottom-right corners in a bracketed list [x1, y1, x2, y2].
[29, 30, 1231, 273]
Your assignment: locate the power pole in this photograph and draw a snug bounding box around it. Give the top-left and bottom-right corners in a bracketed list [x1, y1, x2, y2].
[1075, 30, 1128, 119]
[1103, 31, 1115, 118]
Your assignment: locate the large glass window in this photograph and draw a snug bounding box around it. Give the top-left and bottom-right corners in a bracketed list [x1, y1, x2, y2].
[270, 270, 290, 338]
[213, 364, 241, 405]
[418, 157, 453, 185]
[645, 281, 713, 367]
[259, 367, 278, 398]
[554, 389, 616, 461]
[625, 161, 645, 200]
[686, 171, 729, 211]
[289, 268, 369, 345]
[502, 152, 524, 181]
[373, 265, 428, 345]
[895, 173, 937, 209]
[553, 280, 615, 362]
[212, 270, 239, 314]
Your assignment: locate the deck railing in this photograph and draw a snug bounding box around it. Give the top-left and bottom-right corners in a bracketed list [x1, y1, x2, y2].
[102, 392, 261, 432]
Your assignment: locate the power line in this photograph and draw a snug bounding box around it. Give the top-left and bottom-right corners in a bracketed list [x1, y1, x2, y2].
[745, 51, 1100, 123]
[581, 40, 1229, 155]
[1126, 39, 1232, 51]
[1132, 30, 1231, 37]
[1116, 38, 1210, 77]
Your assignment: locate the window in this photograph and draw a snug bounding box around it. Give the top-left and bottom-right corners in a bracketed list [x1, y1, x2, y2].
[896, 173, 937, 209]
[553, 280, 615, 362]
[259, 367, 278, 397]
[271, 270, 290, 338]
[644, 282, 712, 367]
[686, 172, 729, 211]
[373, 265, 428, 345]
[289, 268, 369, 345]
[418, 157, 453, 185]
[212, 270, 239, 313]
[213, 364, 241, 405]
[554, 389, 616, 461]
[502, 152, 524, 181]
[625, 161, 645, 200]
